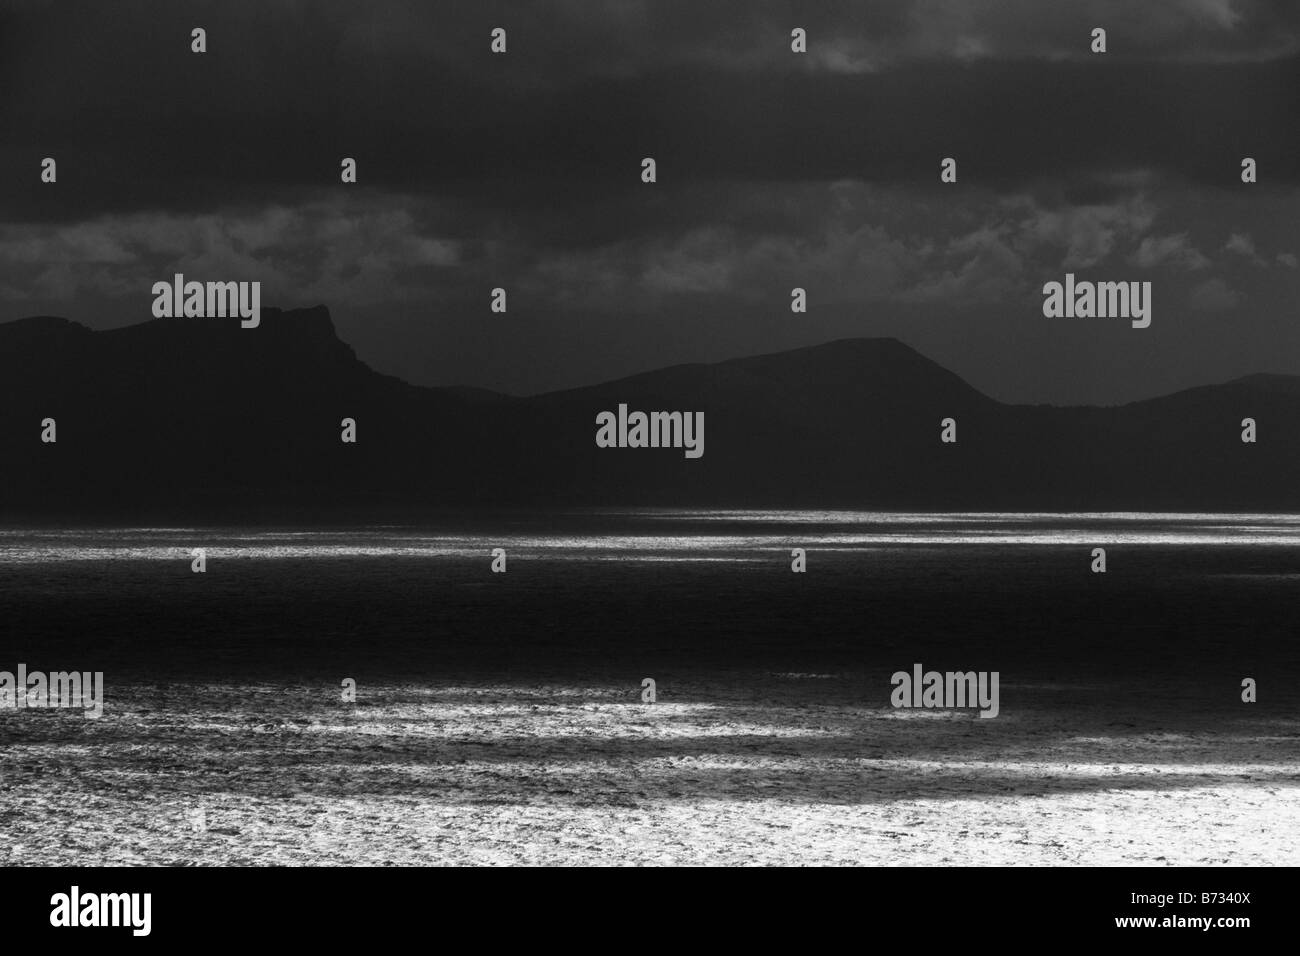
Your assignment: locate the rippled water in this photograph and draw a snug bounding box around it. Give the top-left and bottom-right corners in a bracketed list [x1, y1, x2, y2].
[3, 511, 1300, 564]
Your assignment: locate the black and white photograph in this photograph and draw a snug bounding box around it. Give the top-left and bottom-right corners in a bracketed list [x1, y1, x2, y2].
[0, 0, 1295, 934]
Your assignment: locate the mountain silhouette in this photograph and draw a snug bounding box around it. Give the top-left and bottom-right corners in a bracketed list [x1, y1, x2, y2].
[2, 305, 1297, 520]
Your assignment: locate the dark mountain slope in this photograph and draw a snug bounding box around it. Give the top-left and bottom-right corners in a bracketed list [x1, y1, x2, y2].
[1, 307, 1296, 519]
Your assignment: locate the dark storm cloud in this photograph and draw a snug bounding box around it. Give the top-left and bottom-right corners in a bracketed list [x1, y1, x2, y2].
[1, 0, 1297, 224]
[1, 0, 1297, 404]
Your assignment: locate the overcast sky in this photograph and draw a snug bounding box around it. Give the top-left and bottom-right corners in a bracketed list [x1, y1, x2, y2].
[1, 0, 1297, 404]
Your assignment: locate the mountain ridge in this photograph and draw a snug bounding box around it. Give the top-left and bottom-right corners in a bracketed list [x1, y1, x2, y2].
[2, 306, 1298, 519]
[7, 308, 1298, 409]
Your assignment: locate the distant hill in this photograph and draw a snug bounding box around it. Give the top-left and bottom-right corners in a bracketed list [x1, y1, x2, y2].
[1, 306, 1297, 520]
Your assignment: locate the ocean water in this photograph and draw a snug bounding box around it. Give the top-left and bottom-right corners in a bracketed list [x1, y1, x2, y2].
[2, 512, 1299, 864]
[0, 511, 1298, 694]
[5, 510, 1300, 563]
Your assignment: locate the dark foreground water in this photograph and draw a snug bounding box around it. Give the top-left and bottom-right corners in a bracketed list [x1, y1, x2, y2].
[1, 511, 1298, 694]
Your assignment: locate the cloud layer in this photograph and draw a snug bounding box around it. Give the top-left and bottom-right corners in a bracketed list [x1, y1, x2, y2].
[1, 0, 1297, 403]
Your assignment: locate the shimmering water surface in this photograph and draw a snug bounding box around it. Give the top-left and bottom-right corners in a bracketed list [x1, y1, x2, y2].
[4, 511, 1300, 564]
[1, 511, 1298, 689]
[2, 512, 1298, 865]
